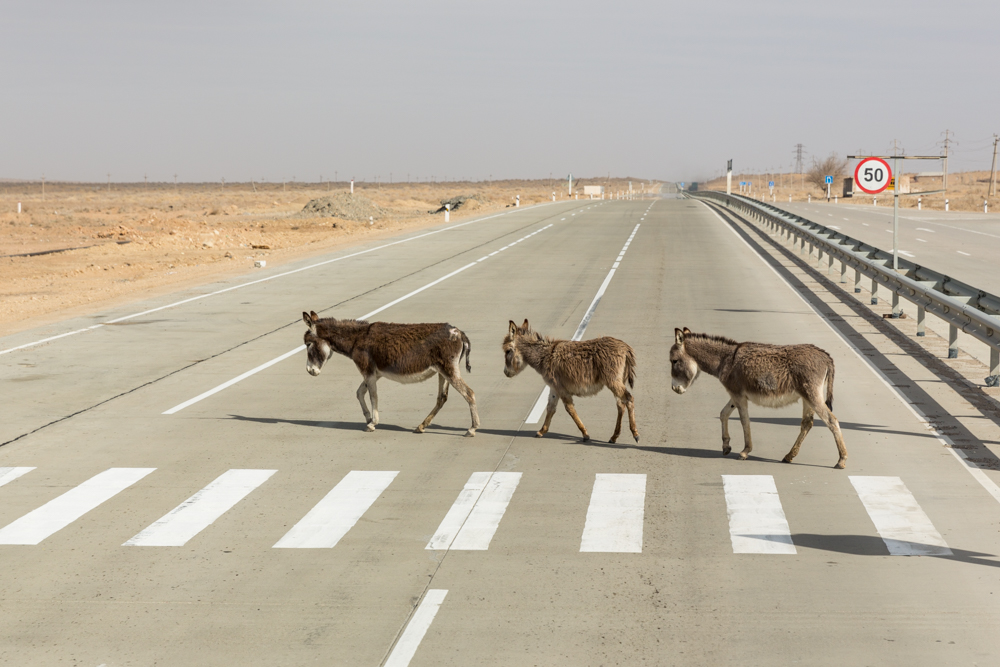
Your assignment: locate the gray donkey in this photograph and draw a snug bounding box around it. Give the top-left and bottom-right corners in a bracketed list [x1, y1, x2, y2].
[669, 328, 847, 469]
[503, 319, 638, 443]
[303, 311, 480, 436]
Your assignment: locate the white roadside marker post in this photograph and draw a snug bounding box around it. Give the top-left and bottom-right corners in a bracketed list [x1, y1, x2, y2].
[516, 195, 520, 207]
[350, 179, 354, 194]
[945, 198, 949, 211]
[17, 202, 21, 214]
[917, 196, 922, 210]
[445, 204, 450, 222]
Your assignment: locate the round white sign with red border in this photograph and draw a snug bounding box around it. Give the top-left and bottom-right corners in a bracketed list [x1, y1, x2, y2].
[854, 157, 892, 194]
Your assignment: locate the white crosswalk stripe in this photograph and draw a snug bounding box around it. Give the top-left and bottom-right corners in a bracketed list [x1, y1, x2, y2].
[722, 475, 796, 554]
[849, 476, 952, 556]
[125, 469, 277, 547]
[580, 473, 646, 553]
[273, 470, 398, 549]
[427, 472, 522, 551]
[0, 468, 963, 556]
[0, 467, 35, 488]
[0, 468, 156, 545]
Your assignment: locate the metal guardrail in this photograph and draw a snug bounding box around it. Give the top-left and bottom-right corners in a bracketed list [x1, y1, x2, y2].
[687, 190, 1000, 385]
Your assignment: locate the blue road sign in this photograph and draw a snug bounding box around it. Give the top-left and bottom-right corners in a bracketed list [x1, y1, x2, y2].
[680, 182, 685, 187]
[825, 175, 833, 184]
[768, 181, 774, 188]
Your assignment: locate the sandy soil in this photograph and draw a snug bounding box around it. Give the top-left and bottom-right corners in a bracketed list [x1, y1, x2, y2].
[0, 178, 653, 337]
[702, 170, 998, 212]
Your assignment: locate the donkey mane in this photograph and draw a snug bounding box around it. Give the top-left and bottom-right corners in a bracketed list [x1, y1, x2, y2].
[684, 332, 740, 347]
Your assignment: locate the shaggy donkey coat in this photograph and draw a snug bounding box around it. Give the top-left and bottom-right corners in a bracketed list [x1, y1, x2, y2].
[502, 319, 638, 443]
[303, 311, 480, 436]
[669, 328, 847, 468]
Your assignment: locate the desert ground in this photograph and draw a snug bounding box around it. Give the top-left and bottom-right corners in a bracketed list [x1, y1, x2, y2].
[0, 178, 654, 336]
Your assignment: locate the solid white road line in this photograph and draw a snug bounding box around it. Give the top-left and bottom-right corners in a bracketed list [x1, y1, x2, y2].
[273, 471, 398, 548]
[0, 467, 35, 488]
[164, 225, 555, 415]
[580, 473, 646, 553]
[426, 472, 521, 551]
[0, 468, 155, 545]
[124, 469, 276, 547]
[384, 589, 448, 667]
[0, 205, 557, 356]
[957, 251, 971, 256]
[526, 224, 640, 424]
[849, 476, 951, 556]
[722, 475, 796, 554]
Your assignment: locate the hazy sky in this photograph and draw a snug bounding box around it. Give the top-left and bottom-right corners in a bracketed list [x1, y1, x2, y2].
[3, 1, 998, 183]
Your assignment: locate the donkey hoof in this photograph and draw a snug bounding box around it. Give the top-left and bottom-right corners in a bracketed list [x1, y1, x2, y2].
[581, 435, 591, 443]
[722, 446, 732, 456]
[835, 459, 847, 470]
[365, 423, 376, 432]
[535, 431, 546, 438]
[609, 435, 619, 444]
[738, 452, 749, 460]
[413, 425, 425, 434]
[464, 429, 476, 438]
[782, 455, 794, 463]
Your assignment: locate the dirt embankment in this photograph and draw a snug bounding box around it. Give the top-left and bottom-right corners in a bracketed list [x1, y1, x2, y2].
[0, 178, 651, 336]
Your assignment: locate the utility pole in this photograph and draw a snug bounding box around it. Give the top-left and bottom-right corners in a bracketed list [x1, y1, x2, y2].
[793, 143, 805, 175]
[940, 129, 953, 190]
[990, 134, 999, 198]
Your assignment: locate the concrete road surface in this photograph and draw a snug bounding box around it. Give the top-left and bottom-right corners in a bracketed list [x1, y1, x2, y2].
[3, 194, 1000, 665]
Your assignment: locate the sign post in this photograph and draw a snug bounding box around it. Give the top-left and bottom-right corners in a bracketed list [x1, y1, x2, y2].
[825, 175, 833, 201]
[769, 180, 774, 196]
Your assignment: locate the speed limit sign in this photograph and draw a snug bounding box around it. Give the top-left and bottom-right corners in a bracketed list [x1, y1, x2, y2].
[854, 157, 892, 194]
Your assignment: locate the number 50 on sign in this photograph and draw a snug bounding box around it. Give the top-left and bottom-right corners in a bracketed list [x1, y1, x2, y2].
[854, 157, 892, 194]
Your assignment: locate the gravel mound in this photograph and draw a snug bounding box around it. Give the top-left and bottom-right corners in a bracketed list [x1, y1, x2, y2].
[297, 194, 385, 221]
[431, 194, 486, 214]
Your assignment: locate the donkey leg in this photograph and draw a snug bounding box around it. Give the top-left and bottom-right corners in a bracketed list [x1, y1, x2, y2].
[356, 379, 375, 431]
[367, 377, 380, 426]
[812, 401, 848, 469]
[537, 390, 559, 438]
[563, 399, 590, 442]
[609, 384, 625, 444]
[416, 374, 449, 433]
[734, 398, 754, 460]
[625, 390, 639, 443]
[719, 400, 737, 456]
[783, 401, 814, 464]
[446, 373, 479, 437]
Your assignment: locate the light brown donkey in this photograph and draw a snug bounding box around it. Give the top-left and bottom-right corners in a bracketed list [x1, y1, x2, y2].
[669, 328, 847, 468]
[303, 311, 480, 436]
[502, 319, 638, 443]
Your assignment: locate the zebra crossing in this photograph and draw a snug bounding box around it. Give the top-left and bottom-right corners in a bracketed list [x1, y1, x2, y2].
[0, 466, 954, 556]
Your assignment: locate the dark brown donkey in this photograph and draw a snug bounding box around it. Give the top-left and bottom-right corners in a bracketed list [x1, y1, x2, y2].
[502, 319, 638, 443]
[302, 311, 480, 436]
[669, 328, 847, 468]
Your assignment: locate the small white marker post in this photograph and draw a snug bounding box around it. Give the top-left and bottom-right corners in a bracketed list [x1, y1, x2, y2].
[551, 192, 555, 202]
[17, 202, 21, 214]
[917, 196, 922, 210]
[350, 179, 354, 194]
[516, 195, 520, 207]
[808, 194, 811, 203]
[444, 204, 450, 222]
[945, 199, 949, 211]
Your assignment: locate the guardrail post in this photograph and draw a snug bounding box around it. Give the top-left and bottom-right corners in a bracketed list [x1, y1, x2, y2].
[916, 305, 926, 336]
[891, 292, 901, 318]
[948, 325, 959, 358]
[828, 254, 835, 276]
[988, 349, 1000, 387]
[871, 278, 879, 305]
[840, 260, 848, 283]
[855, 268, 862, 293]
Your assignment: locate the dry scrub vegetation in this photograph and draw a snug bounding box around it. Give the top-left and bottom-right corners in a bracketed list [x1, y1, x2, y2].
[0, 177, 647, 336]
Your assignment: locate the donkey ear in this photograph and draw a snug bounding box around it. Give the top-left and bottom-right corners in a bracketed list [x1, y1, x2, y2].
[674, 328, 685, 345]
[309, 311, 319, 321]
[303, 311, 317, 332]
[509, 320, 518, 336]
[522, 319, 530, 331]
[682, 327, 692, 335]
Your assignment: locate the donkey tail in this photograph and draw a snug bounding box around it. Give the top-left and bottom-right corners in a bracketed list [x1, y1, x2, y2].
[624, 346, 637, 389]
[825, 361, 835, 411]
[460, 331, 472, 372]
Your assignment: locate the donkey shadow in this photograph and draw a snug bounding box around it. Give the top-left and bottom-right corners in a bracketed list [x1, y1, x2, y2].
[578, 439, 834, 467]
[224, 414, 562, 440]
[791, 533, 1000, 569]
